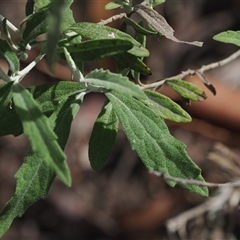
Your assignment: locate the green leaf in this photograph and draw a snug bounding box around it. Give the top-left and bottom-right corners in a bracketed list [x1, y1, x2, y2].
[0, 94, 83, 237]
[153, 0, 166, 7]
[0, 81, 84, 137]
[59, 39, 134, 61]
[166, 79, 207, 101]
[114, 52, 151, 76]
[106, 92, 208, 196]
[11, 83, 71, 186]
[22, 10, 48, 43]
[144, 90, 192, 122]
[34, 0, 51, 10]
[89, 101, 119, 171]
[63, 47, 84, 82]
[46, 0, 65, 70]
[0, 66, 11, 82]
[69, 22, 149, 57]
[124, 17, 158, 36]
[0, 39, 19, 73]
[84, 69, 147, 100]
[0, 149, 55, 238]
[213, 30, 240, 47]
[105, 1, 122, 10]
[25, 0, 35, 16]
[130, 21, 147, 81]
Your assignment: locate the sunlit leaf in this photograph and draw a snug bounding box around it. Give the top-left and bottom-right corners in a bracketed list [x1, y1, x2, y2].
[11, 83, 71, 186]
[0, 94, 83, 238]
[144, 90, 192, 122]
[84, 69, 147, 100]
[166, 79, 207, 101]
[69, 22, 149, 57]
[106, 91, 208, 196]
[213, 30, 240, 47]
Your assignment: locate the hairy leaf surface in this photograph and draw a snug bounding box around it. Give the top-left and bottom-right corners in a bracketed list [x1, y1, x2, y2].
[59, 39, 134, 61]
[144, 90, 191, 122]
[166, 79, 207, 101]
[69, 22, 149, 57]
[0, 94, 82, 237]
[106, 92, 208, 196]
[0, 81, 84, 137]
[84, 69, 147, 99]
[11, 83, 71, 186]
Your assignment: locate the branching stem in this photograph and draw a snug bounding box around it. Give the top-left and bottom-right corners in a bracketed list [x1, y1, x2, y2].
[141, 49, 240, 90]
[151, 171, 240, 188]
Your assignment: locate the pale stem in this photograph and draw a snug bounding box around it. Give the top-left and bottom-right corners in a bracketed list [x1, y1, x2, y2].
[98, 13, 127, 25]
[141, 49, 240, 90]
[13, 54, 45, 83]
[150, 170, 240, 188]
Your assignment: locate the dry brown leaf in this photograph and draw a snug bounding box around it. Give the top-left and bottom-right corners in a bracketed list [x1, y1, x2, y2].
[134, 3, 203, 47]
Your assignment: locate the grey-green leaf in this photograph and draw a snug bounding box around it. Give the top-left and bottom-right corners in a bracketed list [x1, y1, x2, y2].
[0, 94, 83, 238]
[0, 149, 56, 238]
[114, 52, 151, 76]
[59, 39, 134, 61]
[124, 17, 158, 36]
[166, 79, 207, 101]
[89, 101, 119, 170]
[144, 90, 192, 122]
[213, 30, 240, 47]
[69, 22, 149, 57]
[105, 1, 122, 10]
[46, 0, 65, 70]
[11, 83, 71, 186]
[84, 69, 147, 100]
[0, 81, 84, 137]
[0, 39, 19, 73]
[106, 92, 208, 196]
[22, 10, 48, 43]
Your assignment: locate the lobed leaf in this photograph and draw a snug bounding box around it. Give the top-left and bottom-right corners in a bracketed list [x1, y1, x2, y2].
[106, 91, 208, 196]
[0, 149, 56, 238]
[69, 22, 149, 57]
[213, 30, 240, 47]
[89, 101, 119, 170]
[84, 69, 147, 100]
[0, 94, 83, 238]
[144, 90, 192, 122]
[166, 79, 207, 101]
[11, 83, 71, 186]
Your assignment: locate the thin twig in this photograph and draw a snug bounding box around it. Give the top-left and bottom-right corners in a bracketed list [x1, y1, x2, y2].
[98, 13, 127, 25]
[141, 49, 240, 90]
[150, 171, 240, 188]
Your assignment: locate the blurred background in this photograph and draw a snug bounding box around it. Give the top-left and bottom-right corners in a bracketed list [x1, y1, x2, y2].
[1, 1, 240, 239]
